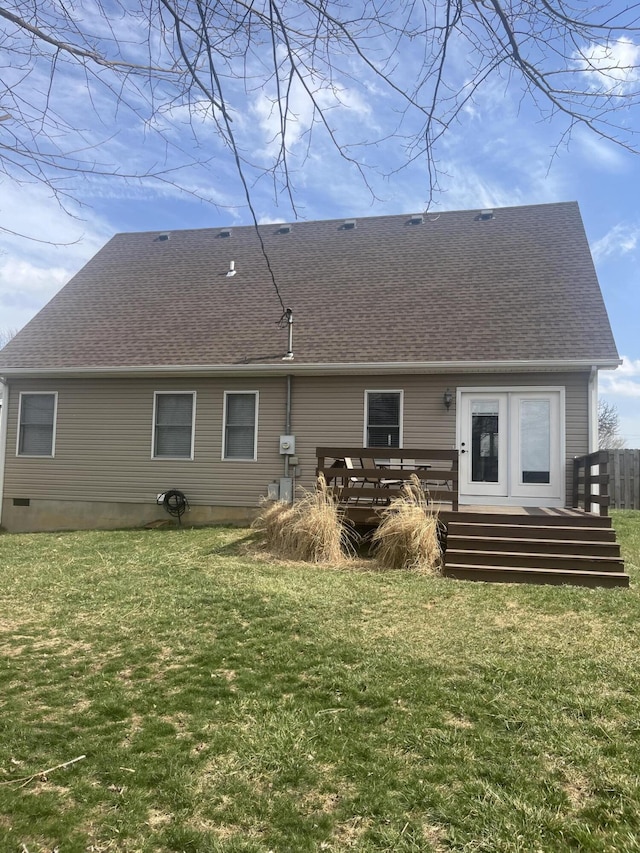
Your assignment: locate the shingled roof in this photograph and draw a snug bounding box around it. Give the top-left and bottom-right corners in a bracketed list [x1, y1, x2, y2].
[0, 201, 620, 374]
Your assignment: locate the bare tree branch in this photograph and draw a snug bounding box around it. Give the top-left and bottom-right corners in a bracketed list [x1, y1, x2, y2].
[0, 0, 639, 225]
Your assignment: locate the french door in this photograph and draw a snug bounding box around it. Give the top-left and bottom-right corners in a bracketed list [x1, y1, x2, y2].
[458, 390, 563, 504]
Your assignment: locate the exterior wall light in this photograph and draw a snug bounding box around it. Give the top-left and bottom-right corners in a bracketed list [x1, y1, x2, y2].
[443, 388, 453, 410]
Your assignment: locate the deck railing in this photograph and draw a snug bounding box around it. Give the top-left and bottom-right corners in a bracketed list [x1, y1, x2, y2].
[316, 447, 459, 513]
[572, 450, 610, 516]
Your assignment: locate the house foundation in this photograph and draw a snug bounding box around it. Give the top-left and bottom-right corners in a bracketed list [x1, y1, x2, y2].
[1, 498, 257, 533]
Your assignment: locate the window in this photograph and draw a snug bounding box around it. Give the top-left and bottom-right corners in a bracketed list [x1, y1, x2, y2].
[153, 392, 195, 459]
[18, 393, 57, 456]
[223, 392, 258, 460]
[365, 391, 402, 448]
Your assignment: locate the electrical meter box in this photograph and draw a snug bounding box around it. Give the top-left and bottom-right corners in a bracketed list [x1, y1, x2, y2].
[279, 435, 296, 455]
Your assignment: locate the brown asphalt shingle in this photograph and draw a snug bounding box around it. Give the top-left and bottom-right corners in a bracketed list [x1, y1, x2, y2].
[0, 201, 620, 370]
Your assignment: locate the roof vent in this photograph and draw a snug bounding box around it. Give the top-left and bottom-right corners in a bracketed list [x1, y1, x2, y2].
[341, 219, 357, 230]
[408, 214, 424, 225]
[155, 232, 170, 242]
[218, 228, 232, 238]
[476, 209, 495, 221]
[277, 224, 292, 234]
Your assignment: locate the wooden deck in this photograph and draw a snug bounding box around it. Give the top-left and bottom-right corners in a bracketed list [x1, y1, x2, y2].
[316, 447, 629, 588]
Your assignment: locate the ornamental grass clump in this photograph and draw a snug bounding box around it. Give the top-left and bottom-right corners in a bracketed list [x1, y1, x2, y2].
[251, 498, 297, 554]
[372, 474, 442, 573]
[252, 474, 351, 563]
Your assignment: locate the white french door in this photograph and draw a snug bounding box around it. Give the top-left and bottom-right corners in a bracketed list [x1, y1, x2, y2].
[459, 393, 508, 497]
[458, 390, 563, 505]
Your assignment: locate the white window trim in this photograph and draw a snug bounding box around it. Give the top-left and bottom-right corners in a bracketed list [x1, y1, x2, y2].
[151, 391, 197, 460]
[363, 389, 404, 448]
[222, 391, 259, 461]
[16, 391, 58, 458]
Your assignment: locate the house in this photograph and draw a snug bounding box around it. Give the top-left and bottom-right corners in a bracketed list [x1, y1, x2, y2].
[0, 202, 621, 534]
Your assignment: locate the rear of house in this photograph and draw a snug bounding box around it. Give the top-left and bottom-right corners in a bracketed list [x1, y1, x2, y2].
[0, 202, 620, 533]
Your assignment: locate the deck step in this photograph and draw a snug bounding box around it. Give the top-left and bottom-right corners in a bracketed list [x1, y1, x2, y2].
[445, 548, 624, 573]
[441, 511, 612, 528]
[447, 535, 621, 557]
[447, 522, 616, 541]
[443, 564, 630, 588]
[442, 511, 628, 588]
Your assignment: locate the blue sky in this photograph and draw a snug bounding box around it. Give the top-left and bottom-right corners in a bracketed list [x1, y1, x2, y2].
[1, 3, 639, 444]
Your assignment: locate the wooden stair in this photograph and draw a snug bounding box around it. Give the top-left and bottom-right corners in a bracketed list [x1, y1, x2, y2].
[442, 512, 629, 588]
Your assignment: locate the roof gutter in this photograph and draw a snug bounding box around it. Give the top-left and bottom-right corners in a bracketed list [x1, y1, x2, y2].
[0, 357, 623, 381]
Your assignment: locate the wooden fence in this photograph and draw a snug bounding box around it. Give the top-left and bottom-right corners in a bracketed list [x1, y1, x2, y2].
[608, 449, 640, 510]
[573, 450, 610, 516]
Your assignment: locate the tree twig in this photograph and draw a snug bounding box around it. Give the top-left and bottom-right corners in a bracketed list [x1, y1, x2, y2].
[0, 754, 86, 788]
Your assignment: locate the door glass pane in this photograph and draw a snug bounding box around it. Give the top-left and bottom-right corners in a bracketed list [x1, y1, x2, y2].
[471, 400, 499, 483]
[520, 400, 550, 484]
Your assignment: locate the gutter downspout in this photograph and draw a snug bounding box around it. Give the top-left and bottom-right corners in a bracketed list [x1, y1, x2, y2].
[588, 365, 598, 453]
[0, 379, 8, 527]
[284, 374, 292, 479]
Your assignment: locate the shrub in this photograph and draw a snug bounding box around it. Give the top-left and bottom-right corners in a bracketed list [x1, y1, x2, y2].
[252, 474, 352, 563]
[372, 475, 442, 572]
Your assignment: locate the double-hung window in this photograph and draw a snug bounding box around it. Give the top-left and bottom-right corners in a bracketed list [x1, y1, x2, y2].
[153, 392, 196, 459]
[17, 392, 57, 456]
[223, 392, 258, 460]
[365, 390, 402, 448]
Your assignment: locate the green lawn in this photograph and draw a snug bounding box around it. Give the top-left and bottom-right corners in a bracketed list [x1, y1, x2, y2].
[1, 511, 639, 852]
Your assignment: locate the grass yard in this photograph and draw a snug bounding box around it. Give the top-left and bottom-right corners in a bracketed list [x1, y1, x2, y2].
[0, 511, 639, 853]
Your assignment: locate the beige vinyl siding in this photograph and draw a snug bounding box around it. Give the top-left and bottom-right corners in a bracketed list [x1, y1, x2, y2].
[4, 377, 286, 506]
[291, 371, 589, 502]
[4, 371, 589, 508]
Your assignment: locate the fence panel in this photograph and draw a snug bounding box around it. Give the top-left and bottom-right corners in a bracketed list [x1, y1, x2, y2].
[608, 450, 640, 509]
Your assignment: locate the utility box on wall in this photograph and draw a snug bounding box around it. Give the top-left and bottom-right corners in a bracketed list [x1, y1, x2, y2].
[279, 435, 296, 455]
[279, 477, 293, 503]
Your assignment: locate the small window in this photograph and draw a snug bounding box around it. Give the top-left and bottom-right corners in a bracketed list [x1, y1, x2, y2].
[18, 393, 57, 456]
[153, 393, 195, 459]
[365, 391, 402, 448]
[223, 392, 258, 460]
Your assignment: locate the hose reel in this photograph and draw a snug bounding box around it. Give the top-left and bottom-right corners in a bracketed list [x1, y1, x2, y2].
[158, 489, 190, 524]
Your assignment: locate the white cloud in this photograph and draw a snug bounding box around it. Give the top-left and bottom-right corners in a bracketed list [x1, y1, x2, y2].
[599, 356, 640, 398]
[0, 180, 111, 331]
[0, 258, 69, 308]
[591, 223, 640, 262]
[573, 130, 629, 171]
[574, 37, 640, 95]
[251, 62, 374, 163]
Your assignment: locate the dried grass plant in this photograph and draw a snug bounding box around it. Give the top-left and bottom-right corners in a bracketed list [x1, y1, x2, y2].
[372, 474, 442, 573]
[252, 474, 352, 563]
